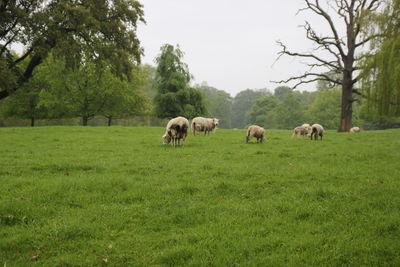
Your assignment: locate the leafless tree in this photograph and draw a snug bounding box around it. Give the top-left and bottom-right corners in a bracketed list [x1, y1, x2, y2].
[274, 0, 382, 131]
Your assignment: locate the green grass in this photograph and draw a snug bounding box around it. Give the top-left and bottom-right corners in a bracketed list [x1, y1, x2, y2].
[1, 126, 400, 266]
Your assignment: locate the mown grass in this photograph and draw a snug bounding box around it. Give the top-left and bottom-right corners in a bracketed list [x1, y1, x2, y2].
[1, 126, 399, 266]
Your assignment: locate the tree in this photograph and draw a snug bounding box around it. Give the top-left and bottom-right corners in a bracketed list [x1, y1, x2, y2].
[306, 88, 342, 129]
[0, 0, 145, 100]
[39, 57, 149, 126]
[100, 66, 151, 126]
[196, 84, 233, 128]
[1, 79, 48, 126]
[360, 0, 400, 117]
[153, 44, 207, 119]
[274, 86, 292, 101]
[248, 95, 279, 128]
[275, 93, 305, 129]
[231, 89, 268, 129]
[275, 0, 382, 131]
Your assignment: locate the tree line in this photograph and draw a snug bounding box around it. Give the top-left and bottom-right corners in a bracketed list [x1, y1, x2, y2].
[0, 0, 399, 129]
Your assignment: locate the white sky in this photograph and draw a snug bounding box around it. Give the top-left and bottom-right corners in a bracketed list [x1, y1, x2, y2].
[137, 0, 344, 96]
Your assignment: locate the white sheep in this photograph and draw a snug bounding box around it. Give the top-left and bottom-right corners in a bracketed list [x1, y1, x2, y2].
[301, 123, 312, 136]
[162, 116, 189, 147]
[191, 117, 219, 135]
[292, 126, 308, 138]
[350, 127, 360, 133]
[310, 124, 324, 140]
[246, 125, 265, 143]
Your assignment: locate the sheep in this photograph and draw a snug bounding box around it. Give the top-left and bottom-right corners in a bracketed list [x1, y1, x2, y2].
[310, 124, 324, 140]
[350, 127, 360, 133]
[301, 123, 312, 136]
[292, 126, 308, 137]
[162, 116, 189, 147]
[246, 125, 265, 143]
[191, 117, 219, 135]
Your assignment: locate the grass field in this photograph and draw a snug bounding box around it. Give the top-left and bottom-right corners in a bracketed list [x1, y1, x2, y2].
[1, 126, 400, 266]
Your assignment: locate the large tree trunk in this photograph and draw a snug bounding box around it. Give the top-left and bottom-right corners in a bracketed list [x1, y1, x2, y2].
[82, 116, 89, 126]
[30, 117, 35, 127]
[107, 116, 112, 126]
[339, 70, 353, 132]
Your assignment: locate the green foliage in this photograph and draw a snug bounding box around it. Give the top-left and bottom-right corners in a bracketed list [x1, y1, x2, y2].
[231, 89, 268, 128]
[249, 95, 279, 129]
[362, 35, 400, 116]
[31, 56, 150, 125]
[274, 86, 292, 101]
[0, 0, 145, 98]
[1, 126, 400, 265]
[360, 0, 400, 117]
[153, 44, 207, 119]
[0, 79, 48, 126]
[306, 88, 341, 129]
[197, 84, 233, 128]
[275, 93, 305, 129]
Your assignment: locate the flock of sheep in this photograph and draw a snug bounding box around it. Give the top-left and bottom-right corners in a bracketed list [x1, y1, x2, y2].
[161, 116, 361, 147]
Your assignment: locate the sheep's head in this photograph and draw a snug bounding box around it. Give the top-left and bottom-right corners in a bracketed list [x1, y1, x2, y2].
[213, 118, 219, 127]
[162, 133, 171, 145]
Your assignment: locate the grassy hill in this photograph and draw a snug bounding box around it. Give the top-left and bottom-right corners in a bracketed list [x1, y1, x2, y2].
[1, 126, 399, 266]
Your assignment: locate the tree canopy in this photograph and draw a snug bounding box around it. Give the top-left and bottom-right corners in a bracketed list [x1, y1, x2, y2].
[0, 0, 145, 99]
[153, 44, 207, 119]
[275, 0, 383, 131]
[360, 0, 400, 117]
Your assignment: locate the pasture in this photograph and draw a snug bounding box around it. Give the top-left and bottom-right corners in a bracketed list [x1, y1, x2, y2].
[1, 126, 399, 266]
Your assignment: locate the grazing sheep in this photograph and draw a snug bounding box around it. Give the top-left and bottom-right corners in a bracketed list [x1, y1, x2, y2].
[310, 124, 324, 140]
[246, 125, 265, 143]
[292, 126, 308, 137]
[162, 116, 189, 147]
[301, 123, 312, 136]
[191, 117, 219, 135]
[350, 127, 360, 133]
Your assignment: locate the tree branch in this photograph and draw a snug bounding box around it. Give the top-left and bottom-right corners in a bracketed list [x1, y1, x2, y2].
[272, 72, 342, 89]
[276, 41, 341, 71]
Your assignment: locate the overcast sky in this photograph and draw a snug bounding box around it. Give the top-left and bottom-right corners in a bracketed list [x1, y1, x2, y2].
[137, 0, 343, 96]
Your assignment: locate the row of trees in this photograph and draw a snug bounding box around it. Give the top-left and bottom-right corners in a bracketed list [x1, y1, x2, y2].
[196, 84, 349, 130]
[1, 56, 150, 126]
[1, 0, 399, 129]
[0, 41, 396, 129]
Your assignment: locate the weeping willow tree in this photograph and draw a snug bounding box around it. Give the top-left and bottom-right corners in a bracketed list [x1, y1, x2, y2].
[361, 0, 400, 117]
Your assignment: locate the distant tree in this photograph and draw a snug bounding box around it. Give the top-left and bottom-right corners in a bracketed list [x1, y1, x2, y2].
[196, 84, 233, 128]
[306, 88, 342, 129]
[231, 89, 268, 128]
[101, 66, 151, 126]
[40, 58, 149, 125]
[275, 93, 305, 129]
[0, 0, 145, 100]
[248, 95, 279, 128]
[275, 0, 383, 131]
[360, 0, 400, 117]
[274, 86, 292, 101]
[140, 64, 157, 99]
[1, 79, 48, 126]
[153, 44, 207, 118]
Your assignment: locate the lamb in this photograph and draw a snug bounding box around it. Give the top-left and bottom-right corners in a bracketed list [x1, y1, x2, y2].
[191, 117, 219, 135]
[246, 125, 265, 143]
[310, 124, 324, 140]
[162, 116, 189, 147]
[292, 126, 308, 137]
[350, 127, 360, 133]
[301, 123, 312, 136]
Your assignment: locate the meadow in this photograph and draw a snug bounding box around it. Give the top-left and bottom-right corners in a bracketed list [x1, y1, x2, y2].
[1, 126, 399, 266]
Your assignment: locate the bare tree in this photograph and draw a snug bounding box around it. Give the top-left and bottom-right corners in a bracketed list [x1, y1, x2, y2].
[275, 0, 382, 131]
